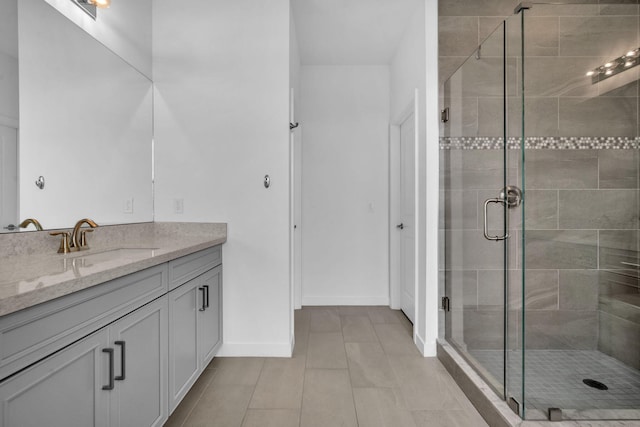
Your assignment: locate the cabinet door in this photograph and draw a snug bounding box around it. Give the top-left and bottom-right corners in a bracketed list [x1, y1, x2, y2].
[198, 266, 222, 367]
[168, 278, 200, 412]
[0, 328, 110, 427]
[109, 297, 168, 427]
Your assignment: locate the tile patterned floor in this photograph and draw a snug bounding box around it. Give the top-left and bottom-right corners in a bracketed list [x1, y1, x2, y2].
[470, 349, 640, 414]
[164, 306, 488, 427]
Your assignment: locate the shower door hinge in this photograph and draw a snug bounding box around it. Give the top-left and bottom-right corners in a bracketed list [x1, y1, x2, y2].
[441, 296, 450, 312]
[514, 2, 532, 14]
[440, 108, 449, 123]
[508, 397, 521, 415]
[548, 408, 562, 421]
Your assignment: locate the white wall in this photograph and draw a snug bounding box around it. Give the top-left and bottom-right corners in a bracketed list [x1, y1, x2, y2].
[0, 0, 18, 127]
[390, 0, 439, 356]
[289, 9, 302, 312]
[290, 9, 301, 114]
[153, 0, 293, 356]
[390, 0, 426, 344]
[300, 65, 390, 306]
[423, 0, 440, 356]
[0, 52, 18, 127]
[42, 0, 152, 78]
[424, 0, 440, 357]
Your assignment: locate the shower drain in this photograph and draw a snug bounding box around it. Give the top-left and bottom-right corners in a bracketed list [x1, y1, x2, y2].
[583, 379, 608, 390]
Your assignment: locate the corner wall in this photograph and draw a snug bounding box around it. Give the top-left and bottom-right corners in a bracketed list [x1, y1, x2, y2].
[153, 0, 293, 356]
[389, 0, 434, 354]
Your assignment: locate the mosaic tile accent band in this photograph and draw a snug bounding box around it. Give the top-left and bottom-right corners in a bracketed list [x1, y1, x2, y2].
[440, 136, 639, 150]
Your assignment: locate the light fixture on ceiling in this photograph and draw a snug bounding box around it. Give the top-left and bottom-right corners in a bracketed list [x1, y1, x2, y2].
[586, 48, 640, 83]
[71, 0, 111, 20]
[90, 0, 111, 8]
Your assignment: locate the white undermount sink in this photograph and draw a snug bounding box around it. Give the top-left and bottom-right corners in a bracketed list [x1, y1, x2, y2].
[70, 247, 159, 262]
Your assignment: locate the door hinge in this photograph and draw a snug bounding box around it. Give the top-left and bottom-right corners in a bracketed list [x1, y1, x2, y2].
[514, 2, 532, 14]
[440, 107, 449, 123]
[548, 408, 562, 421]
[441, 296, 450, 312]
[508, 397, 521, 415]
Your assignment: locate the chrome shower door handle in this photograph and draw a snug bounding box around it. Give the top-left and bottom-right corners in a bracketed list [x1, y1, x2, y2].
[483, 198, 509, 241]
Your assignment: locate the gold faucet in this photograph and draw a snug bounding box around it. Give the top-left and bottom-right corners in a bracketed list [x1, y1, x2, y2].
[71, 218, 98, 251]
[19, 218, 43, 231]
[50, 231, 71, 253]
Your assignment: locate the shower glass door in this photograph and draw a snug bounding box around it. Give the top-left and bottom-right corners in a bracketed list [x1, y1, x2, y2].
[443, 1, 640, 421]
[520, 2, 640, 421]
[441, 17, 524, 408]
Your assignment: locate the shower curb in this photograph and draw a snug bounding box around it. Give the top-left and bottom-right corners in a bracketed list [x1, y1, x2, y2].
[436, 340, 640, 427]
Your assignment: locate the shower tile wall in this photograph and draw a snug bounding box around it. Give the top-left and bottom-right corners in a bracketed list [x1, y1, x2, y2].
[439, 0, 522, 87]
[439, 0, 640, 369]
[441, 145, 640, 354]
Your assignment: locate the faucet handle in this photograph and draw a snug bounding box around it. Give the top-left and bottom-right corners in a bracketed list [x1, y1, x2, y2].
[80, 229, 94, 248]
[50, 232, 71, 254]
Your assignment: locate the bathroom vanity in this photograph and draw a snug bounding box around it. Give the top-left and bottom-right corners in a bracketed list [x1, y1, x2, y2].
[0, 222, 226, 427]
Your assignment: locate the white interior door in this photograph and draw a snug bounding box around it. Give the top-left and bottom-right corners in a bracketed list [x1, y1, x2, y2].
[0, 125, 18, 232]
[399, 112, 416, 323]
[290, 88, 303, 311]
[293, 125, 302, 309]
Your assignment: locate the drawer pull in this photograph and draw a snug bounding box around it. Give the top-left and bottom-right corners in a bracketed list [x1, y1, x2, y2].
[199, 287, 206, 311]
[115, 341, 126, 381]
[102, 348, 114, 390]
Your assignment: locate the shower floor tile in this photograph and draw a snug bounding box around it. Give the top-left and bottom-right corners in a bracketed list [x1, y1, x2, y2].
[469, 349, 640, 415]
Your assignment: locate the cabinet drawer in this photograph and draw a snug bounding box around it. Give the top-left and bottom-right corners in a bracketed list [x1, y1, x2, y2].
[0, 264, 168, 381]
[168, 245, 222, 291]
[0, 327, 110, 427]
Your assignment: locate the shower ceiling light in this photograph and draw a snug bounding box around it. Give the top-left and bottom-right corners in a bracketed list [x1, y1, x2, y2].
[587, 48, 640, 84]
[70, 0, 111, 20]
[90, 0, 111, 8]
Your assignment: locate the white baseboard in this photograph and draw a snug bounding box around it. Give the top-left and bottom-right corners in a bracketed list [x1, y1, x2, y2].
[301, 296, 389, 306]
[415, 333, 436, 357]
[217, 341, 293, 357]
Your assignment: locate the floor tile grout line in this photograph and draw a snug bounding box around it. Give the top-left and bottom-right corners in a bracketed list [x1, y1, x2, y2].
[244, 358, 267, 419]
[298, 309, 310, 427]
[339, 307, 362, 427]
[177, 366, 220, 427]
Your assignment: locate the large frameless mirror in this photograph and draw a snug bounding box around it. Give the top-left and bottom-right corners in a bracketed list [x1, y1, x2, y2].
[0, 0, 153, 233]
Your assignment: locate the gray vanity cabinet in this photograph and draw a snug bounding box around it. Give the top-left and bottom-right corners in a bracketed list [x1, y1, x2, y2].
[168, 265, 222, 412]
[0, 297, 167, 427]
[0, 328, 111, 427]
[108, 297, 168, 427]
[198, 267, 222, 367]
[0, 244, 222, 426]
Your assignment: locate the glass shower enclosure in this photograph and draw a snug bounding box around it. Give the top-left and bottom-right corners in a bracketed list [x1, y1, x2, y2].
[440, 2, 640, 421]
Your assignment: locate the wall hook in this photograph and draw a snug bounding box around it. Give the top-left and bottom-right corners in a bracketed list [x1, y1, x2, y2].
[35, 176, 45, 190]
[289, 122, 299, 130]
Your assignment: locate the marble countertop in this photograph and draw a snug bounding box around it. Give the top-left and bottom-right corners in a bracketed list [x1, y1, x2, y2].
[0, 222, 226, 317]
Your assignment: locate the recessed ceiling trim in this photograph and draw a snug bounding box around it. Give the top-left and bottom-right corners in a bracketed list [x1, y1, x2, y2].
[71, 0, 97, 20]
